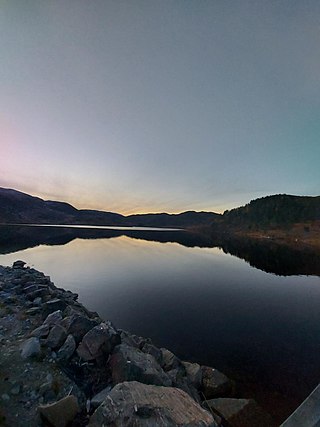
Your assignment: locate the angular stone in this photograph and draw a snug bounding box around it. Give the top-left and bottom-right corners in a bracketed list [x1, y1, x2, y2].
[182, 361, 202, 389]
[67, 315, 98, 343]
[21, 337, 41, 358]
[43, 310, 63, 326]
[90, 386, 112, 409]
[141, 342, 163, 365]
[31, 323, 50, 338]
[25, 307, 42, 316]
[205, 398, 275, 427]
[13, 260, 26, 269]
[28, 288, 49, 300]
[57, 334, 76, 362]
[118, 329, 141, 348]
[38, 395, 79, 427]
[43, 299, 67, 316]
[33, 297, 42, 306]
[201, 366, 233, 399]
[88, 381, 217, 427]
[77, 321, 120, 361]
[167, 368, 201, 403]
[24, 285, 38, 295]
[45, 325, 67, 349]
[109, 344, 171, 387]
[161, 348, 182, 371]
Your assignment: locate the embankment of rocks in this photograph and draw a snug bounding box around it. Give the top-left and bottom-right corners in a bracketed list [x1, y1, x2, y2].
[0, 261, 275, 426]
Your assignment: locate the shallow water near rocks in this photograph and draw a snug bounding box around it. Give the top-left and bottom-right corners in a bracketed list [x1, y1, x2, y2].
[1, 224, 320, 422]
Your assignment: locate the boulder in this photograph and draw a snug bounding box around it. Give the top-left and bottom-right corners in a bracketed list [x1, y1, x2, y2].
[57, 334, 76, 362]
[13, 260, 26, 269]
[43, 310, 63, 327]
[90, 386, 112, 409]
[201, 366, 233, 399]
[182, 361, 202, 389]
[119, 329, 151, 349]
[167, 368, 201, 403]
[77, 321, 120, 361]
[67, 315, 98, 343]
[45, 325, 67, 349]
[109, 344, 171, 387]
[161, 348, 182, 371]
[204, 398, 275, 427]
[21, 337, 41, 359]
[38, 395, 80, 427]
[25, 307, 42, 316]
[23, 285, 38, 295]
[141, 342, 163, 365]
[43, 299, 67, 316]
[88, 381, 217, 427]
[31, 323, 50, 338]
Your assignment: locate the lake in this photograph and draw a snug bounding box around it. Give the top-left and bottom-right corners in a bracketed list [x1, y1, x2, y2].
[1, 224, 320, 422]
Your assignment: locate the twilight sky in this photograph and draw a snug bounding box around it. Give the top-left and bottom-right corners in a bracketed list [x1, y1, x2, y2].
[1, 1, 319, 214]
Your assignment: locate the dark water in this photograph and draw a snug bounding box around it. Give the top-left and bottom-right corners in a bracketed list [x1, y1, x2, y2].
[1, 224, 320, 421]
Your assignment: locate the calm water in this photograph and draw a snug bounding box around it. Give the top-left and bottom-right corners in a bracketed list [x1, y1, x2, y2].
[1, 225, 320, 421]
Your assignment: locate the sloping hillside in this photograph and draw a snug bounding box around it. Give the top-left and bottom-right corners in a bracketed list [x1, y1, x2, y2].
[223, 194, 320, 228]
[0, 188, 219, 228]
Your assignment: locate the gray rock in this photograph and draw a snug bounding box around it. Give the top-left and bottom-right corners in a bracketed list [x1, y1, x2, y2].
[21, 337, 41, 359]
[13, 260, 26, 269]
[109, 343, 171, 387]
[43, 310, 63, 326]
[204, 398, 275, 427]
[45, 325, 67, 349]
[25, 307, 42, 316]
[31, 323, 50, 338]
[38, 395, 80, 427]
[67, 315, 98, 343]
[182, 361, 202, 389]
[24, 285, 38, 294]
[33, 297, 42, 306]
[201, 366, 233, 399]
[118, 329, 141, 348]
[43, 299, 67, 316]
[77, 321, 120, 361]
[161, 348, 182, 371]
[141, 342, 163, 365]
[57, 334, 76, 362]
[28, 288, 48, 300]
[90, 386, 112, 409]
[166, 368, 201, 403]
[88, 381, 217, 427]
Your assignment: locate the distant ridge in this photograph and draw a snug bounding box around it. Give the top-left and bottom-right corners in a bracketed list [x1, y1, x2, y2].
[1, 187, 319, 230]
[0, 187, 220, 228]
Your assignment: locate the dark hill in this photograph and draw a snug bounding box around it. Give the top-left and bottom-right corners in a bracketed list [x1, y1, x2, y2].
[127, 211, 220, 227]
[0, 188, 126, 226]
[0, 188, 220, 228]
[223, 194, 320, 228]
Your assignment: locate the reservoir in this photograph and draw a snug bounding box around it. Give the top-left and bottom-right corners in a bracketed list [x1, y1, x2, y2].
[1, 224, 320, 422]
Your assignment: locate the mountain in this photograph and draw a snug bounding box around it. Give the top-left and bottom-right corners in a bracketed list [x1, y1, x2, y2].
[0, 188, 126, 226]
[0, 188, 220, 228]
[128, 211, 220, 227]
[223, 194, 320, 228]
[1, 188, 319, 233]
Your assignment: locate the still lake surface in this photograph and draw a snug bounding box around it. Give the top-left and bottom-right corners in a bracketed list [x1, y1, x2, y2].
[1, 224, 320, 419]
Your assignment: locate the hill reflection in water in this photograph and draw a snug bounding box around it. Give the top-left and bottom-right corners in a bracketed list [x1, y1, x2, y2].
[0, 224, 319, 277]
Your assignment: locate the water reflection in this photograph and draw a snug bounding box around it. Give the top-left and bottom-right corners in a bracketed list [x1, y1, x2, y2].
[0, 224, 319, 276]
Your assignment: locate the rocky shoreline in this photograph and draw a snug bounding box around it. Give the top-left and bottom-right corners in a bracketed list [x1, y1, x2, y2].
[0, 261, 275, 426]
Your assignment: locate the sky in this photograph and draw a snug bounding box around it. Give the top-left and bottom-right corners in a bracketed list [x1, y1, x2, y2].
[1, 1, 319, 214]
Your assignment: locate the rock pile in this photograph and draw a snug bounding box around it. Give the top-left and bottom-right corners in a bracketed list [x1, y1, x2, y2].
[0, 261, 275, 426]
